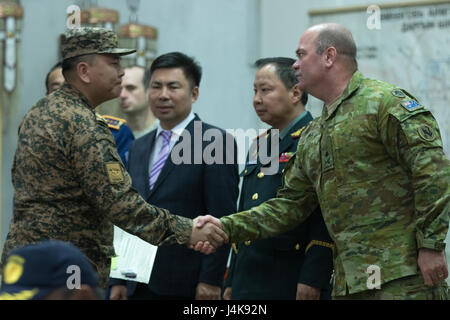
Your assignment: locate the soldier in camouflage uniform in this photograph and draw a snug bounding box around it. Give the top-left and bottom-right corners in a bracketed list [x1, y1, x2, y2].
[45, 63, 135, 166]
[1, 27, 227, 289]
[195, 23, 449, 299]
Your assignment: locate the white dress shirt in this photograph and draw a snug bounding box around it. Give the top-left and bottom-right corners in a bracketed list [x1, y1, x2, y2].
[148, 111, 196, 174]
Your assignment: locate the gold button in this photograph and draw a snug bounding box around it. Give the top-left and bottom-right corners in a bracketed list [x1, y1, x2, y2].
[245, 241, 251, 246]
[257, 172, 264, 178]
[282, 169, 285, 173]
[295, 243, 300, 251]
[244, 169, 248, 174]
[252, 193, 258, 200]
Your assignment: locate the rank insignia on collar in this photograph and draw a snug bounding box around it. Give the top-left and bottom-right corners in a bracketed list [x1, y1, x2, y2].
[401, 100, 422, 112]
[291, 126, 305, 139]
[279, 152, 294, 163]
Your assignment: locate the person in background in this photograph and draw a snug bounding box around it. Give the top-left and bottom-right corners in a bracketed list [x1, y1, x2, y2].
[45, 62, 65, 95]
[119, 65, 158, 139]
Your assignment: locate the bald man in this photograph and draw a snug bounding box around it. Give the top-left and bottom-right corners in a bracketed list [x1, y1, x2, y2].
[195, 23, 450, 300]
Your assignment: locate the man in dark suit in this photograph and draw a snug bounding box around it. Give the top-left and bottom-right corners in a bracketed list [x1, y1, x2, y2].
[109, 52, 238, 300]
[223, 57, 334, 300]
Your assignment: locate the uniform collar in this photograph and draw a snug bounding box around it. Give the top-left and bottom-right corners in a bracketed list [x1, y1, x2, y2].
[322, 70, 363, 120]
[280, 110, 308, 140]
[59, 83, 94, 111]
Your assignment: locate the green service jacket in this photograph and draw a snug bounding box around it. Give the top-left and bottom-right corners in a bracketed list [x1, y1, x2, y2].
[221, 71, 450, 296]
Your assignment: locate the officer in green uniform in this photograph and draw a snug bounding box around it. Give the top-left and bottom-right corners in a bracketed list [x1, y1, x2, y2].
[223, 58, 333, 300]
[1, 27, 226, 289]
[195, 23, 449, 300]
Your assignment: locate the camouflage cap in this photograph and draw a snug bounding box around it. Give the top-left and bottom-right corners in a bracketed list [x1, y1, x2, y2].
[60, 27, 136, 60]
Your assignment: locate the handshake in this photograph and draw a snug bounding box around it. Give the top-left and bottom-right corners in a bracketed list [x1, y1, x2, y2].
[189, 215, 228, 254]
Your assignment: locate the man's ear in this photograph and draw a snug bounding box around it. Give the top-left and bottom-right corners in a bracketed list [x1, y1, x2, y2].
[323, 46, 337, 68]
[289, 84, 302, 105]
[77, 62, 91, 84]
[191, 86, 199, 104]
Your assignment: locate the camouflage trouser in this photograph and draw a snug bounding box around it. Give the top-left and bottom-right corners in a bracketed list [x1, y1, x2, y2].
[333, 274, 449, 300]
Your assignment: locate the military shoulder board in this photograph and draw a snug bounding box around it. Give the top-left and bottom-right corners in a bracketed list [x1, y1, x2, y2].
[291, 126, 306, 139]
[102, 115, 127, 130]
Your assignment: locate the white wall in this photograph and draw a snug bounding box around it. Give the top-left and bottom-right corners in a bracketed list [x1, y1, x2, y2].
[261, 0, 406, 118]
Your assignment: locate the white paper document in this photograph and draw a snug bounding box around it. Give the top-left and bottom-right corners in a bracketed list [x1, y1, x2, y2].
[109, 226, 158, 284]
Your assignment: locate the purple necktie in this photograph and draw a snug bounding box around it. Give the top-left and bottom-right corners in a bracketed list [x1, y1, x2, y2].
[149, 130, 172, 190]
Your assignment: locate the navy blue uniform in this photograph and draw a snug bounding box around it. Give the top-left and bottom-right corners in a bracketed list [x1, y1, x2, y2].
[224, 111, 334, 300]
[102, 115, 135, 166]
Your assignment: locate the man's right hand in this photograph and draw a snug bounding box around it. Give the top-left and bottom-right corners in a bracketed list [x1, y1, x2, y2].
[109, 285, 127, 300]
[189, 215, 228, 253]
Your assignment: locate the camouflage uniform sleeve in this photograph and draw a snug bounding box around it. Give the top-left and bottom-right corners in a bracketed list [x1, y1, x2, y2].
[379, 95, 450, 251]
[70, 118, 192, 245]
[221, 148, 319, 243]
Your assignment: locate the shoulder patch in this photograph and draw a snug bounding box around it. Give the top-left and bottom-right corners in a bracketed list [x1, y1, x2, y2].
[391, 89, 406, 98]
[418, 125, 436, 142]
[400, 100, 422, 112]
[102, 115, 127, 130]
[291, 126, 306, 139]
[105, 162, 124, 184]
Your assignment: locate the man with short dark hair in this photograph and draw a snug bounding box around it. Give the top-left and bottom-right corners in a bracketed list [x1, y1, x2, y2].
[45, 62, 64, 95]
[223, 57, 333, 300]
[109, 52, 239, 300]
[1, 28, 228, 289]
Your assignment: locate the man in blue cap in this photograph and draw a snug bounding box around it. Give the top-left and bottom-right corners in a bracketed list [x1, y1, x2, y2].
[0, 240, 101, 300]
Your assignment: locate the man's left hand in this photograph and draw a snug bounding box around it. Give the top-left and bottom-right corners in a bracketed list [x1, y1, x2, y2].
[195, 282, 221, 300]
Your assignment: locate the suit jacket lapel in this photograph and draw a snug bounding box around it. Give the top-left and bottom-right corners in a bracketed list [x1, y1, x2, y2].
[142, 131, 157, 200]
[148, 115, 200, 197]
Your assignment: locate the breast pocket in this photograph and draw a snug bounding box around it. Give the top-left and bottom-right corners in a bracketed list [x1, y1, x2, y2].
[331, 114, 381, 185]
